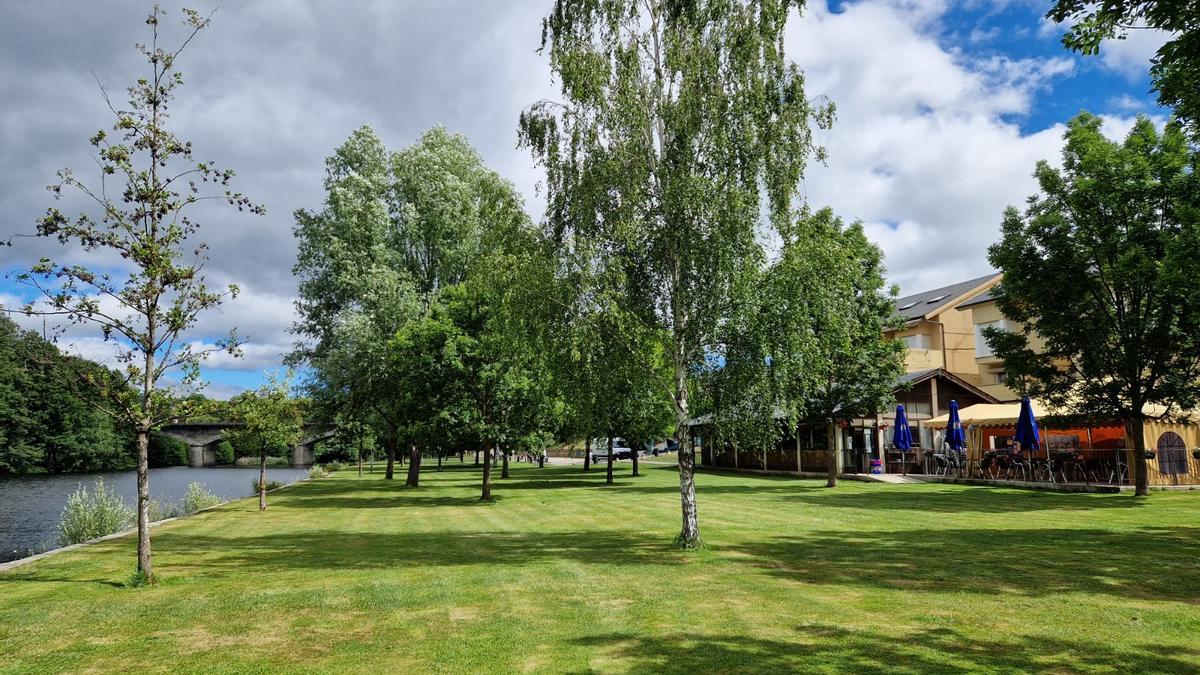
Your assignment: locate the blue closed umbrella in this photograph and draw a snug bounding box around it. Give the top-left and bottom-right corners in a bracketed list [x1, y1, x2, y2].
[946, 400, 966, 451]
[892, 405, 913, 450]
[1014, 396, 1040, 452]
[893, 404, 913, 474]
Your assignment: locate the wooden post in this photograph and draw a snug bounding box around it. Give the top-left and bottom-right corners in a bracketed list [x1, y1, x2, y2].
[795, 431, 801, 473]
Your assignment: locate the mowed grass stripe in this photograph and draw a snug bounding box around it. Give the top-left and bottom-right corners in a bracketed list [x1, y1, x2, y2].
[1, 462, 1198, 673]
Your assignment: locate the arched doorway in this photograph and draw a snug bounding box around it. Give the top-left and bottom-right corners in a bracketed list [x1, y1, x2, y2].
[1156, 431, 1189, 478]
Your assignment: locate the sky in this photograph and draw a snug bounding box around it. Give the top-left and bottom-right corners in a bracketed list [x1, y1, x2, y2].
[0, 0, 1170, 398]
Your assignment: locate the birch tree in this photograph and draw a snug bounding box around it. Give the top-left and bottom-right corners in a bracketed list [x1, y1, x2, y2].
[520, 0, 831, 547]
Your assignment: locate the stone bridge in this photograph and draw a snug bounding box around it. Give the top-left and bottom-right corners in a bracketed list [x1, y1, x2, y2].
[159, 422, 336, 468]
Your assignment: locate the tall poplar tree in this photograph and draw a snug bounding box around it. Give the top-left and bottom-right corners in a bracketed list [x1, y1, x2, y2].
[10, 8, 260, 582]
[520, 0, 831, 546]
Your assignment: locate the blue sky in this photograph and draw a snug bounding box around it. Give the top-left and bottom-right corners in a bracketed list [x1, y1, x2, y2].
[0, 0, 1171, 397]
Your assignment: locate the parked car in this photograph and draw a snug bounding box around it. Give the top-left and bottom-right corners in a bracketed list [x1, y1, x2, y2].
[591, 438, 638, 463]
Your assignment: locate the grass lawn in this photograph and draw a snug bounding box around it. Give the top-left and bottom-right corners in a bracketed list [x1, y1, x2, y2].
[1, 461, 1198, 674]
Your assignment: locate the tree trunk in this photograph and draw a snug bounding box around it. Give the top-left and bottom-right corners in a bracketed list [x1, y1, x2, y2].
[258, 449, 268, 511]
[632, 443, 640, 477]
[606, 433, 615, 485]
[405, 441, 421, 487]
[501, 445, 511, 478]
[583, 437, 591, 472]
[358, 437, 363, 477]
[437, 449, 443, 472]
[481, 440, 493, 500]
[474, 448, 480, 466]
[538, 451, 545, 468]
[826, 422, 839, 488]
[459, 449, 464, 463]
[1126, 416, 1150, 496]
[385, 438, 396, 480]
[673, 364, 700, 547]
[135, 427, 153, 580]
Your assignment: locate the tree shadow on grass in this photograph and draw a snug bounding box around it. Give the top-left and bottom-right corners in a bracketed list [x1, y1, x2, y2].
[148, 529, 684, 573]
[729, 526, 1200, 602]
[571, 625, 1200, 674]
[784, 486, 1147, 514]
[276, 494, 505, 509]
[0, 575, 124, 588]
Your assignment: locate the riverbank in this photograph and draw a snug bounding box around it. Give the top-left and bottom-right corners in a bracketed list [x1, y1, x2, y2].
[1, 464, 1198, 673]
[0, 466, 311, 562]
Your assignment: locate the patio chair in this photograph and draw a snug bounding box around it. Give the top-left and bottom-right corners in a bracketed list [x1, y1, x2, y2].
[1107, 452, 1128, 485]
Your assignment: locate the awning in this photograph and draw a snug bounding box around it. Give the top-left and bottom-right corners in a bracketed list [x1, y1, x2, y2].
[927, 399, 1183, 428]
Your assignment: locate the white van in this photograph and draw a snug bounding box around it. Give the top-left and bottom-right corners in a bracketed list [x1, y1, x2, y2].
[591, 438, 638, 463]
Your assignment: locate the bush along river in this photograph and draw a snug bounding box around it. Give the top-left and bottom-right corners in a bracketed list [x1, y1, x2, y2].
[0, 466, 311, 563]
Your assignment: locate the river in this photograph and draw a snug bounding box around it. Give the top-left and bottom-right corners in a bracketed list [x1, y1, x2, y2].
[0, 466, 311, 563]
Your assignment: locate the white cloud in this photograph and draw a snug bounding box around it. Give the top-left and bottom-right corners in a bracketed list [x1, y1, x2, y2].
[785, 1, 1073, 294]
[1099, 29, 1171, 79]
[191, 340, 289, 371]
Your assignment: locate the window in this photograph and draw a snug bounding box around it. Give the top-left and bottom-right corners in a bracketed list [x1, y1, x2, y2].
[975, 319, 1008, 358]
[990, 370, 1007, 385]
[926, 293, 950, 304]
[898, 301, 917, 311]
[919, 426, 934, 449]
[902, 333, 931, 350]
[1157, 432, 1189, 476]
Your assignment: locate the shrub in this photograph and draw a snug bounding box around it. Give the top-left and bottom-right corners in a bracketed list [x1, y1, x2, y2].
[147, 499, 181, 522]
[58, 479, 133, 545]
[308, 466, 327, 479]
[214, 440, 235, 465]
[148, 432, 189, 468]
[323, 461, 344, 473]
[125, 569, 151, 588]
[181, 482, 222, 514]
[235, 455, 289, 467]
[250, 478, 285, 495]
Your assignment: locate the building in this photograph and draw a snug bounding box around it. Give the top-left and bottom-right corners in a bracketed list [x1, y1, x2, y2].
[696, 274, 1005, 476]
[694, 271, 1200, 487]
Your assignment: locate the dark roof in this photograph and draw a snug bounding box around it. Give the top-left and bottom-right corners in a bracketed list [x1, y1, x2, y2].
[957, 286, 997, 309]
[895, 368, 1001, 404]
[898, 368, 940, 386]
[893, 273, 1000, 321]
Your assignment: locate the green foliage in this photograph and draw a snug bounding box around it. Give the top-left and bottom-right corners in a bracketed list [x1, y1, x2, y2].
[226, 372, 304, 464]
[148, 433, 189, 468]
[773, 209, 907, 427]
[57, 479, 133, 545]
[0, 315, 135, 474]
[308, 465, 327, 479]
[214, 440, 235, 465]
[520, 0, 832, 542]
[1048, 2, 1200, 136]
[322, 461, 344, 473]
[987, 112, 1200, 495]
[181, 482, 221, 514]
[294, 124, 560, 495]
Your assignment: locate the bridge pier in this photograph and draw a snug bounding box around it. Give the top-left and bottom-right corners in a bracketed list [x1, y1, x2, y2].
[291, 444, 314, 467]
[189, 445, 206, 468]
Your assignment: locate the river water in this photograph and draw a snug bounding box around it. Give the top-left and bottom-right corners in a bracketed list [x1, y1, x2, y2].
[0, 466, 311, 563]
